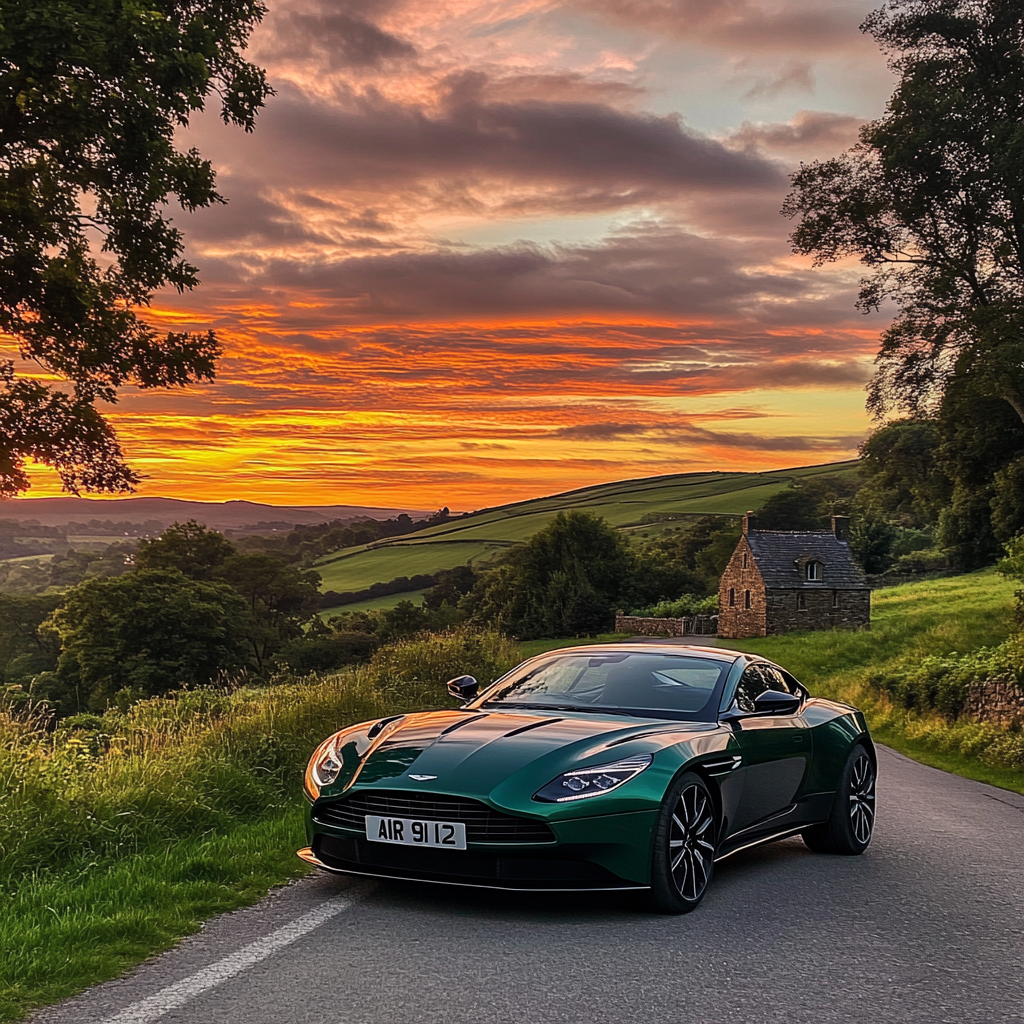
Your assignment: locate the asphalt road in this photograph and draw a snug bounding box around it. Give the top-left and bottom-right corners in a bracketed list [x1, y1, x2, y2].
[35, 746, 1024, 1024]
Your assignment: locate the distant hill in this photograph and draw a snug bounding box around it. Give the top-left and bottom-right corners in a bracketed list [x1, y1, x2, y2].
[1, 496, 433, 530]
[315, 461, 861, 606]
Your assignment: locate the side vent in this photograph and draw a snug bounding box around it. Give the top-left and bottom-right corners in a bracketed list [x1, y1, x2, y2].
[700, 754, 742, 777]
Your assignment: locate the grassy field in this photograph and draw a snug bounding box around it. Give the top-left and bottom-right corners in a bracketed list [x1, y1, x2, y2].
[4, 569, 1020, 1021]
[319, 588, 430, 618]
[313, 461, 859, 597]
[0, 553, 54, 566]
[315, 538, 515, 593]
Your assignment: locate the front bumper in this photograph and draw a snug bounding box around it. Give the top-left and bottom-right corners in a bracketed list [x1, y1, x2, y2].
[302, 804, 658, 891]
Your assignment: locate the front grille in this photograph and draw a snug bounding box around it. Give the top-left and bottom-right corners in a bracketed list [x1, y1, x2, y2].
[313, 789, 555, 844]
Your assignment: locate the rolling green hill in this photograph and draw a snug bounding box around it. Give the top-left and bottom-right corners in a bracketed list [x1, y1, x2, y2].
[316, 461, 859, 608]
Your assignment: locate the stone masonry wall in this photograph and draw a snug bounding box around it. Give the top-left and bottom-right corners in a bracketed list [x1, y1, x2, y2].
[765, 588, 871, 635]
[963, 679, 1024, 727]
[718, 536, 767, 638]
[615, 615, 719, 637]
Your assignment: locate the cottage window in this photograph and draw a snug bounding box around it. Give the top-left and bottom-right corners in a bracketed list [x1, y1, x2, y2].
[832, 591, 839, 608]
[744, 590, 751, 609]
[797, 592, 806, 610]
[729, 588, 735, 607]
[742, 551, 748, 569]
[805, 561, 822, 582]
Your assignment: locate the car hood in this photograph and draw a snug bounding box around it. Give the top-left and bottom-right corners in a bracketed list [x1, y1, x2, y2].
[334, 708, 724, 806]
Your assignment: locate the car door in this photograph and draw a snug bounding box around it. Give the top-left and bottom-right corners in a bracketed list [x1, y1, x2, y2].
[721, 663, 812, 839]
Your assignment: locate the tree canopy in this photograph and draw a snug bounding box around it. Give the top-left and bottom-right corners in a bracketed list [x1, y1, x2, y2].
[783, 0, 1024, 425]
[0, 0, 271, 497]
[44, 568, 250, 712]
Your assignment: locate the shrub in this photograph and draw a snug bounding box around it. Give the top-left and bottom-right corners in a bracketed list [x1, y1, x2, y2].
[880, 635, 1024, 719]
[889, 548, 948, 574]
[629, 594, 718, 618]
[369, 628, 520, 692]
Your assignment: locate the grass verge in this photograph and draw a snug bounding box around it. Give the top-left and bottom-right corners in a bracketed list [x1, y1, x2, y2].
[0, 813, 309, 1021]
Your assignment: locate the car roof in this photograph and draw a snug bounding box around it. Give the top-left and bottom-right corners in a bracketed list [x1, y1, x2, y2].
[533, 642, 747, 663]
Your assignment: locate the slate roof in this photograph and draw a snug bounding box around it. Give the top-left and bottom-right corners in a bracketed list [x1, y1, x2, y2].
[745, 530, 868, 589]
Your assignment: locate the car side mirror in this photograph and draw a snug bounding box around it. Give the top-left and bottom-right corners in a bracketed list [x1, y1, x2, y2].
[446, 675, 479, 703]
[753, 689, 800, 715]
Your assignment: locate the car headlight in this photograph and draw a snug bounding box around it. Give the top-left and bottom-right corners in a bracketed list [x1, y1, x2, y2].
[533, 753, 653, 803]
[304, 736, 343, 799]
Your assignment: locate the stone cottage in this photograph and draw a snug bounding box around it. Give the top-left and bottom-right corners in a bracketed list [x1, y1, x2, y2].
[718, 512, 870, 638]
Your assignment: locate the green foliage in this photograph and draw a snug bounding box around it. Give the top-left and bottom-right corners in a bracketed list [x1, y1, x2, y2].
[368, 629, 520, 691]
[0, 592, 59, 684]
[135, 520, 235, 579]
[997, 532, 1024, 625]
[0, 665, 440, 887]
[858, 419, 952, 527]
[629, 594, 718, 618]
[423, 565, 478, 610]
[42, 569, 251, 714]
[753, 488, 824, 530]
[990, 456, 1024, 542]
[637, 515, 739, 597]
[849, 513, 899, 575]
[467, 511, 639, 639]
[785, 0, 1024, 429]
[0, 0, 271, 497]
[878, 636, 1024, 722]
[216, 552, 321, 673]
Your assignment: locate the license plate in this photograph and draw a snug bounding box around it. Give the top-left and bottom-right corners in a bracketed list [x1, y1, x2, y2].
[365, 815, 467, 850]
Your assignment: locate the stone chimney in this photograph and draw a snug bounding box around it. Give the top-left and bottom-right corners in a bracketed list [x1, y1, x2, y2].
[832, 515, 850, 542]
[742, 511, 757, 535]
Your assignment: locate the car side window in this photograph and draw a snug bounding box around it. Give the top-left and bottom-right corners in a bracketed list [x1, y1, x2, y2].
[732, 666, 767, 713]
[778, 669, 807, 699]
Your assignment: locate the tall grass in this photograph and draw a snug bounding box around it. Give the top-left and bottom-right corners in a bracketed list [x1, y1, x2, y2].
[0, 668, 437, 887]
[0, 629, 518, 1019]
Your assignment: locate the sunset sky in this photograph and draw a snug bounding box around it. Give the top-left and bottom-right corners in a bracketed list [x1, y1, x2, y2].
[21, 0, 897, 509]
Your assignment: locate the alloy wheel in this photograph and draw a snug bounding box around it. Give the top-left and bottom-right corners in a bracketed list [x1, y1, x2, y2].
[669, 784, 715, 901]
[849, 753, 876, 845]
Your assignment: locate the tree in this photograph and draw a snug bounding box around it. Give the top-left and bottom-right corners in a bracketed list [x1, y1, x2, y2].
[43, 569, 250, 713]
[858, 420, 952, 527]
[135, 520, 236, 580]
[0, 0, 271, 497]
[468, 511, 636, 639]
[755, 488, 824, 531]
[849, 514, 898, 575]
[215, 553, 321, 673]
[0, 592, 59, 684]
[784, 0, 1024, 426]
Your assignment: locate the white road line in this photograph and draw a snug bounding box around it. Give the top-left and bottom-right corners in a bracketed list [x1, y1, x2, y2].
[101, 898, 350, 1024]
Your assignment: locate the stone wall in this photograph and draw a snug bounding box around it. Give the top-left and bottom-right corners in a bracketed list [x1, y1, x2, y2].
[963, 679, 1024, 727]
[615, 614, 718, 637]
[718, 536, 767, 638]
[764, 588, 871, 635]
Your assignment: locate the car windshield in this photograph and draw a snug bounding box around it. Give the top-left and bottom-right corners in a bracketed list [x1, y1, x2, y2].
[479, 652, 730, 720]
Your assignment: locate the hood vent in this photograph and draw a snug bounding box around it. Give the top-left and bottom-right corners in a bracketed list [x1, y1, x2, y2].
[502, 718, 564, 738]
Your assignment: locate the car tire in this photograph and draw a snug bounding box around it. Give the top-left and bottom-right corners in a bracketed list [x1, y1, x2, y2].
[802, 743, 876, 855]
[648, 771, 717, 914]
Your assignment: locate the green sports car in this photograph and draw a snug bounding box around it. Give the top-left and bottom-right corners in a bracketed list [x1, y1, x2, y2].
[298, 643, 876, 913]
